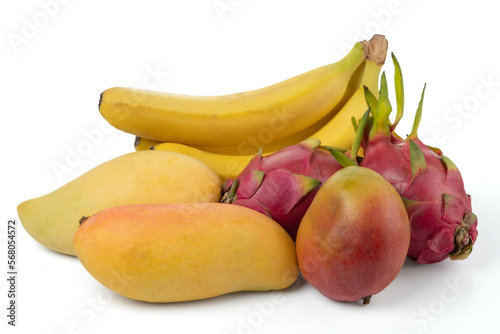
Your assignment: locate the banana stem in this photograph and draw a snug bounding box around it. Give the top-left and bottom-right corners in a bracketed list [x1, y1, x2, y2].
[362, 34, 389, 65]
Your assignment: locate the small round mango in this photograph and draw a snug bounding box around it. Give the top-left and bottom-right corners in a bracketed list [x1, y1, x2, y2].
[296, 166, 410, 304]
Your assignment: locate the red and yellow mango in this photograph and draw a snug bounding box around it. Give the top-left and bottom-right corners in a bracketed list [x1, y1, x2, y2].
[74, 203, 299, 303]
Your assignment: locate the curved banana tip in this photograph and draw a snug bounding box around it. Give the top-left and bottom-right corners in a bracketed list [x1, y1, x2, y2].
[362, 35, 388, 65]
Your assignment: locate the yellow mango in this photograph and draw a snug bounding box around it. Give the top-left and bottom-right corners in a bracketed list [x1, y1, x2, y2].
[74, 203, 298, 303]
[18, 150, 221, 256]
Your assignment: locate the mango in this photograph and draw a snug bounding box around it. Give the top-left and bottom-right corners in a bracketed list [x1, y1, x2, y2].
[296, 166, 410, 304]
[73, 203, 299, 303]
[18, 150, 221, 256]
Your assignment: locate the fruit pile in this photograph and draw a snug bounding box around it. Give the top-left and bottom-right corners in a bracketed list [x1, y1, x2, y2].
[17, 35, 478, 305]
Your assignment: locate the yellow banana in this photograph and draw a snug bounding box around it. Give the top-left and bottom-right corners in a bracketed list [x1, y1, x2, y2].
[188, 62, 361, 157]
[189, 35, 387, 155]
[134, 136, 161, 151]
[190, 111, 341, 155]
[150, 51, 385, 183]
[99, 38, 380, 148]
[134, 61, 362, 155]
[190, 42, 386, 155]
[152, 142, 257, 184]
[305, 55, 385, 148]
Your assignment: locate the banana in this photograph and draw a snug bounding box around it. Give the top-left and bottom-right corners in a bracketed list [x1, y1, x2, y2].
[189, 40, 386, 155]
[151, 142, 256, 184]
[190, 58, 367, 155]
[134, 136, 161, 151]
[150, 48, 386, 183]
[99, 37, 384, 148]
[186, 35, 387, 155]
[189, 109, 346, 155]
[304, 55, 385, 148]
[142, 59, 378, 155]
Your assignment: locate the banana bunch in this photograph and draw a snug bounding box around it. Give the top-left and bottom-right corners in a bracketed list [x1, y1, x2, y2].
[100, 35, 388, 183]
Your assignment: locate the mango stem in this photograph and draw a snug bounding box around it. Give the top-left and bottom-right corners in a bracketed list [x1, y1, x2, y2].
[362, 295, 372, 305]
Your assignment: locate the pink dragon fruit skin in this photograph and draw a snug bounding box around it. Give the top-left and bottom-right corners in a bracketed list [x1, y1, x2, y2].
[355, 54, 477, 264]
[401, 140, 478, 263]
[222, 138, 343, 240]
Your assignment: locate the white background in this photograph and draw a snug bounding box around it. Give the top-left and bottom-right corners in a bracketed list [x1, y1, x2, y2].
[2, 0, 499, 333]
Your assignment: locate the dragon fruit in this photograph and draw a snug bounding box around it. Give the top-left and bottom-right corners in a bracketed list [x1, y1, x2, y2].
[221, 138, 342, 240]
[337, 54, 478, 264]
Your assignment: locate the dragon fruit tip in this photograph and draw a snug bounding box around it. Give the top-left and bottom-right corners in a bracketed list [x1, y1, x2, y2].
[296, 174, 321, 195]
[301, 138, 321, 149]
[449, 211, 477, 261]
